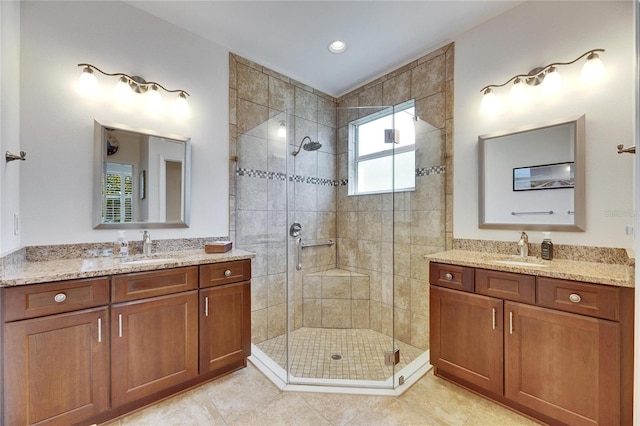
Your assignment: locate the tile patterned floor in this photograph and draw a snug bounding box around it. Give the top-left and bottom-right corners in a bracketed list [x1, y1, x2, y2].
[105, 363, 542, 425]
[256, 327, 425, 380]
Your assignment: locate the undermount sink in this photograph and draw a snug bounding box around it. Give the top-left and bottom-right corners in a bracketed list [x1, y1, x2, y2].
[490, 259, 549, 267]
[121, 258, 174, 265]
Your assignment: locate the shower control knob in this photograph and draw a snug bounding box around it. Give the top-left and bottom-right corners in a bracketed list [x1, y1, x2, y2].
[289, 222, 302, 237]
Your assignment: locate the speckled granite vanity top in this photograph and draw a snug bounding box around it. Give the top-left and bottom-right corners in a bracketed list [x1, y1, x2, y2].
[426, 250, 634, 288]
[0, 249, 255, 287]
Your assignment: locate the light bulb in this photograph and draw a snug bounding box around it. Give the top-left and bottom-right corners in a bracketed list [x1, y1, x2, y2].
[581, 52, 604, 84]
[175, 92, 189, 116]
[277, 121, 286, 138]
[328, 40, 347, 54]
[542, 67, 562, 95]
[115, 76, 133, 104]
[480, 88, 499, 115]
[146, 84, 163, 113]
[509, 78, 528, 104]
[78, 66, 99, 96]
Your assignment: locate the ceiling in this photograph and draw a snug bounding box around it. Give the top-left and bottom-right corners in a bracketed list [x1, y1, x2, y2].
[125, 1, 523, 97]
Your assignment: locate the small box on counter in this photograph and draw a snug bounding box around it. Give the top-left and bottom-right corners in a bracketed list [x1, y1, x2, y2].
[204, 241, 233, 253]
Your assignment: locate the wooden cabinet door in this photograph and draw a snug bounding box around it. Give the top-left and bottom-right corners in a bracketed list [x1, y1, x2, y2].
[430, 286, 503, 394]
[505, 302, 620, 426]
[111, 291, 198, 407]
[200, 282, 251, 374]
[4, 307, 109, 426]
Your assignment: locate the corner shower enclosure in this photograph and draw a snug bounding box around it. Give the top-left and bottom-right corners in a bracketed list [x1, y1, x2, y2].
[232, 105, 445, 393]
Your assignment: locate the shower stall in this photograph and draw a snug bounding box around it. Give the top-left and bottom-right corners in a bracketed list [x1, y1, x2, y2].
[232, 104, 445, 393]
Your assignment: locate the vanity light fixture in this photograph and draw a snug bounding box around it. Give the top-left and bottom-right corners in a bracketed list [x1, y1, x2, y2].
[77, 63, 190, 114]
[480, 48, 605, 114]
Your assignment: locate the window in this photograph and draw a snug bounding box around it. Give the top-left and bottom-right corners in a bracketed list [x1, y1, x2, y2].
[349, 100, 416, 195]
[103, 163, 133, 223]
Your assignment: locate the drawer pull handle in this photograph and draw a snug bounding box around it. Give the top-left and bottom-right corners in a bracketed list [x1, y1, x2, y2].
[54, 293, 67, 303]
[569, 293, 582, 303]
[97, 318, 102, 343]
[509, 312, 514, 334]
[444, 273, 453, 281]
[205, 296, 209, 317]
[118, 314, 123, 338]
[492, 308, 496, 330]
[224, 270, 232, 277]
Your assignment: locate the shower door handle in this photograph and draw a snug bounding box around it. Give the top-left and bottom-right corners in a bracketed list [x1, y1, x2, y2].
[296, 237, 302, 270]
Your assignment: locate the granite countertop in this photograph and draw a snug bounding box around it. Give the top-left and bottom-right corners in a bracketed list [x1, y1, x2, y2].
[0, 249, 255, 287]
[425, 250, 634, 288]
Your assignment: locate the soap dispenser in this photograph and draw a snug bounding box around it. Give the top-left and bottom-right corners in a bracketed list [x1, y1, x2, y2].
[115, 230, 129, 257]
[541, 232, 553, 260]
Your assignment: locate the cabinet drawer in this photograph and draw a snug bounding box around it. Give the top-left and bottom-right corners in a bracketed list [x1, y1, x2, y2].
[112, 266, 198, 302]
[429, 262, 475, 292]
[200, 260, 251, 288]
[476, 269, 535, 304]
[3, 277, 110, 322]
[537, 277, 620, 321]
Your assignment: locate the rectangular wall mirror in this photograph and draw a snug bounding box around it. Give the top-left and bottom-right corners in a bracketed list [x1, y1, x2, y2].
[479, 115, 585, 231]
[93, 120, 191, 229]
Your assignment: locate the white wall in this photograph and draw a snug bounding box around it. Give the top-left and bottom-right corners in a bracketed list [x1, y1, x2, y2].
[455, 0, 635, 247]
[1, 0, 21, 255]
[19, 1, 229, 245]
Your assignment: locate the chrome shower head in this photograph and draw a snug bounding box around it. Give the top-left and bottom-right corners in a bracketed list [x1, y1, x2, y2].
[303, 141, 322, 152]
[292, 136, 322, 156]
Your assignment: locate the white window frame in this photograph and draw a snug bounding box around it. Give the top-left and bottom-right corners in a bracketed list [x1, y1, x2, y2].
[104, 163, 134, 223]
[349, 100, 416, 195]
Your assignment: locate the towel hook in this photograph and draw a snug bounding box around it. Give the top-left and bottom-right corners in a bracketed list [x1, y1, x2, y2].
[5, 151, 26, 162]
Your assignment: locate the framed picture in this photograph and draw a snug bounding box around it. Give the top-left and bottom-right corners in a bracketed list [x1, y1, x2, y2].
[513, 162, 574, 191]
[139, 170, 146, 199]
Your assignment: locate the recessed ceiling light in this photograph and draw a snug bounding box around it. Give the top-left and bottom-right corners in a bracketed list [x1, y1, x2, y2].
[328, 40, 347, 54]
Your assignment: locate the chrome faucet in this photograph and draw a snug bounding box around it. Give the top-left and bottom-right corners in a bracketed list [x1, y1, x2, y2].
[518, 231, 529, 257]
[142, 230, 152, 256]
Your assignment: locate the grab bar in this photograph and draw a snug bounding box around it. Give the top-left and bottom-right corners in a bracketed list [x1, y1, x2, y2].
[301, 240, 334, 249]
[295, 238, 335, 270]
[511, 210, 554, 215]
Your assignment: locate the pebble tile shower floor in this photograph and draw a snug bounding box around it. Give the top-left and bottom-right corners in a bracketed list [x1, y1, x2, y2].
[256, 327, 425, 381]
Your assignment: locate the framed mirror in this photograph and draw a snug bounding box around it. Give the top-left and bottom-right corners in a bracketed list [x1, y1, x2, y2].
[479, 115, 585, 231]
[93, 120, 191, 229]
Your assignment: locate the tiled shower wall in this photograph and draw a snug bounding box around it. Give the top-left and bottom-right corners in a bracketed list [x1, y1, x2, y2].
[229, 43, 453, 350]
[335, 44, 453, 350]
[229, 54, 338, 344]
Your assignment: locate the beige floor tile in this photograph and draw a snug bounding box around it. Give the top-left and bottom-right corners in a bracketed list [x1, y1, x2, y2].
[118, 387, 225, 426]
[463, 398, 542, 426]
[400, 372, 485, 426]
[345, 397, 437, 426]
[198, 365, 283, 424]
[300, 392, 381, 425]
[107, 364, 542, 426]
[231, 392, 332, 426]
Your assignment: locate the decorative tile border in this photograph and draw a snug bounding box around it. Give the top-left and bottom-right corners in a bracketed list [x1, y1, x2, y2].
[237, 165, 446, 187]
[417, 165, 446, 176]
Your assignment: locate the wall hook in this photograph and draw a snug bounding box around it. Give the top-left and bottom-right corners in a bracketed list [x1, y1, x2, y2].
[5, 151, 26, 162]
[617, 144, 636, 154]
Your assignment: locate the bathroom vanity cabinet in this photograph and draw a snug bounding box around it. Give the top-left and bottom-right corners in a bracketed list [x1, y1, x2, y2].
[3, 277, 111, 426]
[430, 262, 633, 426]
[1, 258, 252, 426]
[199, 260, 251, 374]
[110, 266, 199, 407]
